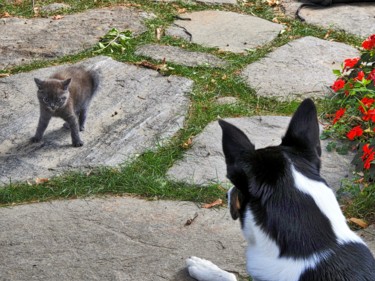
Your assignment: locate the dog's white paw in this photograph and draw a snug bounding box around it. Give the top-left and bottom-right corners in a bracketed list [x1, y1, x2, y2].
[186, 256, 237, 281]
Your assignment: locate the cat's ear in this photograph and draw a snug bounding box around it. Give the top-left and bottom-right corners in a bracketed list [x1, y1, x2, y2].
[34, 78, 44, 90]
[62, 78, 71, 91]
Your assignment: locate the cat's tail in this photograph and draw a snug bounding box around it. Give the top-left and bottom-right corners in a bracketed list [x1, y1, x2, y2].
[88, 67, 102, 97]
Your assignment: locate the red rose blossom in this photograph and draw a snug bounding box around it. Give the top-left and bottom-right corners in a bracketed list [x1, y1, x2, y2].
[355, 71, 365, 81]
[346, 126, 363, 140]
[368, 69, 375, 81]
[362, 109, 375, 122]
[361, 144, 375, 170]
[359, 97, 375, 114]
[333, 108, 346, 124]
[331, 79, 345, 92]
[343, 58, 359, 69]
[362, 34, 375, 50]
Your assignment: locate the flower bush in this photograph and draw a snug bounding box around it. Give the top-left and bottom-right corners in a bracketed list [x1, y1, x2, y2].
[326, 34, 375, 180]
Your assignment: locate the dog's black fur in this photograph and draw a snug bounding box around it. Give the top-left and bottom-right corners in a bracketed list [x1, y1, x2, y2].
[219, 99, 375, 281]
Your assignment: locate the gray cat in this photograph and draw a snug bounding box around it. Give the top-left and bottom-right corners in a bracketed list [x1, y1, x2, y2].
[31, 66, 100, 147]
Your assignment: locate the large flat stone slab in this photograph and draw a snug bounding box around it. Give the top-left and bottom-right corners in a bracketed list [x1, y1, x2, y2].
[167, 116, 353, 192]
[0, 56, 193, 185]
[282, 1, 375, 38]
[0, 6, 151, 70]
[241, 36, 359, 100]
[0, 195, 373, 281]
[166, 10, 284, 53]
[0, 196, 247, 281]
[135, 44, 228, 68]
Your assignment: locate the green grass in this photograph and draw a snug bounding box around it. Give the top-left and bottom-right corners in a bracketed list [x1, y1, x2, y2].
[0, 0, 373, 225]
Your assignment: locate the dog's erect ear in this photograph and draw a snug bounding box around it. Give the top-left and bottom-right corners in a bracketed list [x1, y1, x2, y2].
[219, 120, 254, 191]
[219, 119, 255, 166]
[281, 99, 321, 157]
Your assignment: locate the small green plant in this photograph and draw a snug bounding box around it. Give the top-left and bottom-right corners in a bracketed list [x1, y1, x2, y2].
[325, 34, 375, 180]
[94, 28, 133, 54]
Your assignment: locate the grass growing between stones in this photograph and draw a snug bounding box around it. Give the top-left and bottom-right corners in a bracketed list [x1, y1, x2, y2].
[0, 0, 374, 226]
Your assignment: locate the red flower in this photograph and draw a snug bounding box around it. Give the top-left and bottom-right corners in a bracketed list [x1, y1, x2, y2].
[333, 108, 346, 124]
[362, 34, 375, 50]
[344, 58, 359, 69]
[331, 79, 345, 92]
[362, 97, 375, 107]
[355, 71, 365, 81]
[346, 126, 363, 140]
[359, 97, 375, 114]
[368, 69, 375, 81]
[361, 144, 375, 170]
[362, 109, 375, 122]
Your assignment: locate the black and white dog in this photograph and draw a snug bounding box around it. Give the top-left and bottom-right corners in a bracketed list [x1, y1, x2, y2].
[187, 99, 375, 281]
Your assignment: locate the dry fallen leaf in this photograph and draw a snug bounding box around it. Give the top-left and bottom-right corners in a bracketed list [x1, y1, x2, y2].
[1, 12, 11, 18]
[52, 15, 64, 20]
[202, 199, 223, 209]
[349, 217, 369, 228]
[136, 58, 168, 72]
[177, 8, 187, 14]
[266, 0, 279, 6]
[0, 73, 10, 78]
[35, 177, 49, 185]
[324, 30, 332, 39]
[181, 137, 192, 149]
[155, 27, 164, 41]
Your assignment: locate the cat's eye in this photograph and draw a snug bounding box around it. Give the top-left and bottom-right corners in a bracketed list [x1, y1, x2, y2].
[43, 97, 50, 103]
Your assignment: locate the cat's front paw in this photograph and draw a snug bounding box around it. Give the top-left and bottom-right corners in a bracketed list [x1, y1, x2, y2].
[72, 140, 84, 147]
[31, 136, 41, 143]
[63, 122, 70, 129]
[186, 256, 237, 281]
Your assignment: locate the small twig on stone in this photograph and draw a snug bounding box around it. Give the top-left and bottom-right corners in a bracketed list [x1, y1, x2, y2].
[185, 213, 198, 226]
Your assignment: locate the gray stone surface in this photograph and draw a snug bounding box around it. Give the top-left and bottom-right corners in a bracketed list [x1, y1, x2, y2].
[167, 116, 354, 192]
[357, 224, 375, 257]
[0, 56, 193, 185]
[0, 6, 152, 70]
[135, 44, 228, 68]
[282, 1, 375, 38]
[40, 3, 71, 13]
[241, 36, 359, 100]
[166, 10, 284, 53]
[0, 196, 248, 281]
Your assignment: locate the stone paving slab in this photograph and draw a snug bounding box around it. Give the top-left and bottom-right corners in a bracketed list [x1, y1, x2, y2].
[135, 44, 228, 68]
[167, 116, 354, 192]
[0, 56, 193, 185]
[241, 36, 359, 100]
[0, 196, 373, 281]
[0, 196, 247, 281]
[281, 1, 375, 38]
[166, 10, 284, 53]
[0, 6, 152, 70]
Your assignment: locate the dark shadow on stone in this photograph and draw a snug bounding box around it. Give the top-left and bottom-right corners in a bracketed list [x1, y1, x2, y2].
[172, 268, 196, 281]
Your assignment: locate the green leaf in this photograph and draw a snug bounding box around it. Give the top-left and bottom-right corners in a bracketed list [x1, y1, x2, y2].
[337, 145, 349, 155]
[326, 141, 337, 152]
[332, 69, 341, 76]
